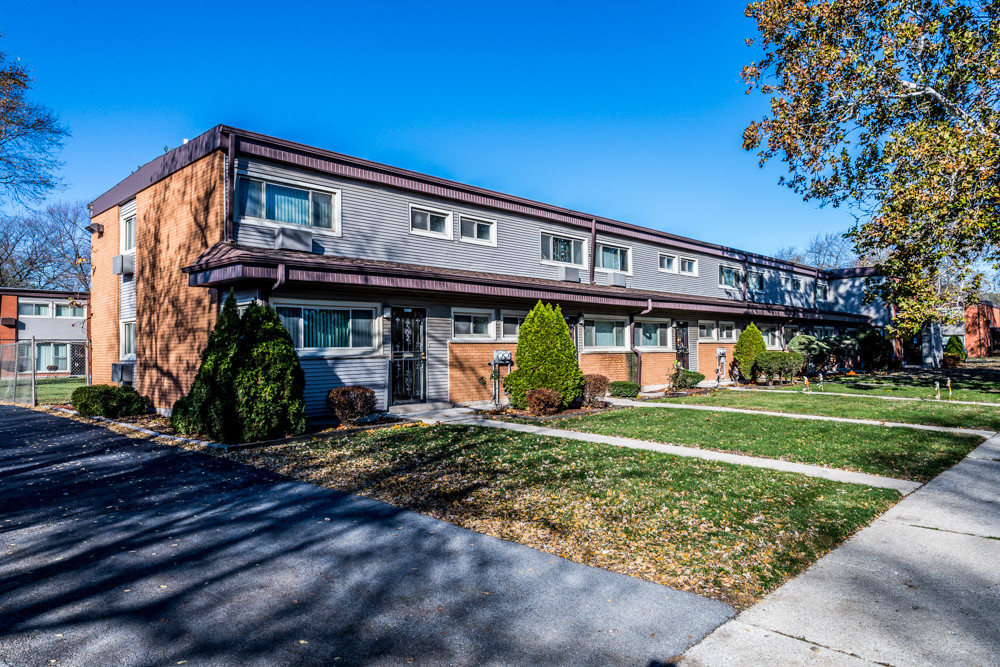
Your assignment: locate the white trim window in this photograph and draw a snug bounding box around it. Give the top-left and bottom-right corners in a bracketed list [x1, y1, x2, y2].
[237, 177, 340, 233]
[718, 321, 737, 341]
[782, 274, 802, 291]
[761, 325, 781, 349]
[658, 253, 678, 273]
[719, 265, 742, 289]
[783, 326, 799, 346]
[540, 231, 586, 267]
[680, 257, 698, 276]
[275, 304, 377, 353]
[121, 215, 137, 253]
[121, 321, 136, 360]
[459, 215, 496, 246]
[634, 320, 672, 349]
[409, 204, 453, 240]
[595, 243, 631, 274]
[583, 317, 627, 350]
[500, 311, 527, 340]
[17, 301, 51, 318]
[35, 342, 69, 372]
[55, 303, 86, 318]
[452, 308, 494, 340]
[698, 320, 717, 341]
[817, 281, 830, 302]
[747, 271, 765, 292]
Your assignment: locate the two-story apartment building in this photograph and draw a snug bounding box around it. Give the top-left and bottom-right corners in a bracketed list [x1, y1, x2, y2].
[88, 126, 886, 416]
[0, 288, 89, 376]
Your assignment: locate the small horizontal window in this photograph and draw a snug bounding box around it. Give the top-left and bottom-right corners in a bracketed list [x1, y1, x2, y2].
[748, 271, 764, 291]
[782, 275, 802, 291]
[719, 322, 736, 341]
[18, 302, 50, 317]
[541, 233, 584, 267]
[634, 321, 670, 348]
[501, 313, 526, 339]
[453, 312, 492, 339]
[680, 257, 698, 275]
[238, 178, 335, 231]
[411, 206, 451, 238]
[583, 319, 626, 348]
[658, 254, 677, 273]
[596, 244, 629, 272]
[719, 266, 741, 289]
[459, 216, 495, 245]
[55, 304, 85, 318]
[276, 306, 375, 349]
[699, 321, 716, 340]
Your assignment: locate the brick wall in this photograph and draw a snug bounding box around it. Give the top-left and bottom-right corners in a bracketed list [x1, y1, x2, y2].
[697, 341, 736, 380]
[89, 206, 121, 386]
[0, 295, 16, 344]
[135, 151, 225, 411]
[449, 342, 518, 403]
[965, 304, 1000, 357]
[638, 351, 676, 386]
[579, 353, 631, 382]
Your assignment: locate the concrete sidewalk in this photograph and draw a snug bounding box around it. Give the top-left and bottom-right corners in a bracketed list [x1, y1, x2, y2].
[682, 434, 1000, 666]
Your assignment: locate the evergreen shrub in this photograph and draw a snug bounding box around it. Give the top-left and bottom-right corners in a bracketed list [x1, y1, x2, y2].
[670, 368, 705, 389]
[327, 386, 378, 425]
[788, 334, 831, 372]
[857, 327, 895, 371]
[608, 381, 640, 397]
[944, 335, 967, 362]
[503, 301, 584, 409]
[734, 323, 766, 381]
[753, 351, 804, 385]
[71, 384, 149, 418]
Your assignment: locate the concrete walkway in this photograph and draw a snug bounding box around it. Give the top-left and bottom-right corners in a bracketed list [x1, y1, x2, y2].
[463, 418, 921, 494]
[0, 405, 734, 666]
[607, 398, 996, 438]
[682, 433, 1000, 666]
[726, 385, 1000, 408]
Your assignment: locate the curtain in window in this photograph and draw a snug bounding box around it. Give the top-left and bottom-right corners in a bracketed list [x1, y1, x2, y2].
[267, 183, 310, 226]
[303, 309, 349, 347]
[350, 309, 373, 348]
[53, 344, 67, 371]
[593, 321, 622, 347]
[277, 307, 302, 347]
[238, 180, 263, 218]
[312, 192, 333, 229]
[601, 246, 619, 271]
[35, 344, 52, 372]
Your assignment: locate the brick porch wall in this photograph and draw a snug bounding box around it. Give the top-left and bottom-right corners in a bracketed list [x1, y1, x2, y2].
[449, 342, 518, 403]
[697, 341, 736, 380]
[638, 351, 676, 386]
[579, 353, 631, 382]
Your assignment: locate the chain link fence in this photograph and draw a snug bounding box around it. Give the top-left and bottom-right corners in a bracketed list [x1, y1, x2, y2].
[0, 339, 90, 406]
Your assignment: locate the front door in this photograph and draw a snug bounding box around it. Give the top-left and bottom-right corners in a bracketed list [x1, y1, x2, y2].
[675, 321, 690, 369]
[390, 307, 426, 404]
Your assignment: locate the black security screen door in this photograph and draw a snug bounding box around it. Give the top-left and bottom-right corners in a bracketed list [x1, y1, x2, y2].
[390, 308, 426, 404]
[675, 321, 690, 369]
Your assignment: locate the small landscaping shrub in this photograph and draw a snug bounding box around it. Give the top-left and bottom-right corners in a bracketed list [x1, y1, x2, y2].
[582, 374, 609, 407]
[943, 352, 962, 368]
[504, 301, 584, 409]
[71, 384, 149, 418]
[753, 351, 804, 385]
[944, 335, 967, 362]
[825, 334, 860, 369]
[788, 334, 831, 372]
[526, 387, 562, 415]
[670, 368, 705, 389]
[857, 326, 894, 371]
[734, 323, 766, 382]
[608, 380, 640, 398]
[327, 385, 378, 425]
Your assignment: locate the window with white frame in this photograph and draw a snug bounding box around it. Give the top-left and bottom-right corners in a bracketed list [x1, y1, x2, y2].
[501, 311, 526, 340]
[452, 309, 494, 339]
[718, 321, 737, 341]
[680, 257, 698, 275]
[35, 343, 68, 372]
[409, 204, 451, 239]
[634, 321, 671, 348]
[719, 265, 741, 289]
[276, 305, 376, 350]
[55, 303, 85, 318]
[747, 271, 764, 291]
[121, 321, 136, 359]
[596, 243, 630, 273]
[583, 318, 626, 348]
[761, 325, 781, 348]
[122, 215, 137, 253]
[237, 178, 337, 231]
[698, 320, 717, 340]
[541, 232, 585, 266]
[459, 215, 495, 245]
[17, 302, 50, 317]
[782, 274, 802, 291]
[658, 253, 677, 273]
[817, 281, 830, 301]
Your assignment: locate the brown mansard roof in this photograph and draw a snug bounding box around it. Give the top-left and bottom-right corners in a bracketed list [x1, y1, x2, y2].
[182, 241, 870, 324]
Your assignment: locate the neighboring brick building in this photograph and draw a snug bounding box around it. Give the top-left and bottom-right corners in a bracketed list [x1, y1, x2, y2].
[0, 288, 89, 376]
[965, 302, 1000, 357]
[89, 125, 886, 416]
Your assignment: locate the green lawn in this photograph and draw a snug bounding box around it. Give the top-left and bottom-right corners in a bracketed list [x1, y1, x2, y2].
[543, 408, 984, 481]
[768, 376, 1000, 404]
[208, 423, 898, 609]
[0, 376, 85, 405]
[658, 390, 1000, 431]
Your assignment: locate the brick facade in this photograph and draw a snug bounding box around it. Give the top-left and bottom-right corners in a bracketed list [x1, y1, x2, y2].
[88, 207, 121, 386]
[579, 353, 631, 382]
[0, 294, 16, 344]
[448, 342, 518, 403]
[135, 152, 225, 410]
[965, 303, 1000, 357]
[638, 351, 677, 386]
[697, 341, 736, 381]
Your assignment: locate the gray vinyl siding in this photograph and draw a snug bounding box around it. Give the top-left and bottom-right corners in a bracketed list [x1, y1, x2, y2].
[15, 299, 89, 342]
[826, 277, 889, 327]
[119, 274, 136, 321]
[232, 158, 851, 312]
[299, 356, 388, 415]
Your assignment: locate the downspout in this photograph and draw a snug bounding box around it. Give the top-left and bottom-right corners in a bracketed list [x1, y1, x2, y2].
[225, 131, 236, 244]
[630, 299, 654, 387]
[271, 263, 287, 302]
[589, 219, 597, 285]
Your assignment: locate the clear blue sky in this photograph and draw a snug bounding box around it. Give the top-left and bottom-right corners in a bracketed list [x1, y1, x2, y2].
[4, 1, 856, 256]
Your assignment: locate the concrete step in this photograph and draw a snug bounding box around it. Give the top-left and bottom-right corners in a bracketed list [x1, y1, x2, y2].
[388, 401, 453, 415]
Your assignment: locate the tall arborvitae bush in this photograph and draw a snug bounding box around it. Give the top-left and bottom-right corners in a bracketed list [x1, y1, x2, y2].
[944, 334, 967, 362]
[172, 292, 306, 443]
[734, 323, 767, 382]
[504, 301, 584, 409]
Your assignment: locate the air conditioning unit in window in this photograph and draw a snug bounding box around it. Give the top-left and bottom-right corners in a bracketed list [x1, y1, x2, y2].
[274, 227, 314, 253]
[610, 272, 627, 287]
[111, 362, 135, 384]
[112, 254, 135, 275]
[557, 266, 580, 282]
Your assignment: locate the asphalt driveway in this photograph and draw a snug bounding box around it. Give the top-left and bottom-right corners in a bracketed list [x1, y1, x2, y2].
[0, 405, 733, 666]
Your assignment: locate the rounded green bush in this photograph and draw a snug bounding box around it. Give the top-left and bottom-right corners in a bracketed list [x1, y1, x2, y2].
[72, 384, 149, 418]
[608, 380, 640, 398]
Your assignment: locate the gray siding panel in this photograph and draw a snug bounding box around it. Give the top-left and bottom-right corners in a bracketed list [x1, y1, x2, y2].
[299, 356, 387, 416]
[827, 277, 889, 326]
[119, 275, 136, 321]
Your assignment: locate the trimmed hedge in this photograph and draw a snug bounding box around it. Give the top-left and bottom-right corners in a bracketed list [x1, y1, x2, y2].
[734, 323, 766, 382]
[670, 368, 705, 389]
[327, 385, 377, 425]
[944, 335, 967, 362]
[526, 387, 562, 415]
[504, 301, 584, 409]
[582, 374, 609, 407]
[71, 384, 149, 418]
[608, 380, 640, 398]
[753, 351, 804, 385]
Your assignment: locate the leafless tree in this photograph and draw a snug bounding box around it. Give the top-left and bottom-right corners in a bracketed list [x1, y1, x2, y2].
[774, 231, 860, 270]
[0, 201, 90, 290]
[0, 40, 69, 206]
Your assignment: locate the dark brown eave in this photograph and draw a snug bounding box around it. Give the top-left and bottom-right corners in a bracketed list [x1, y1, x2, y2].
[0, 287, 89, 300]
[182, 243, 870, 324]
